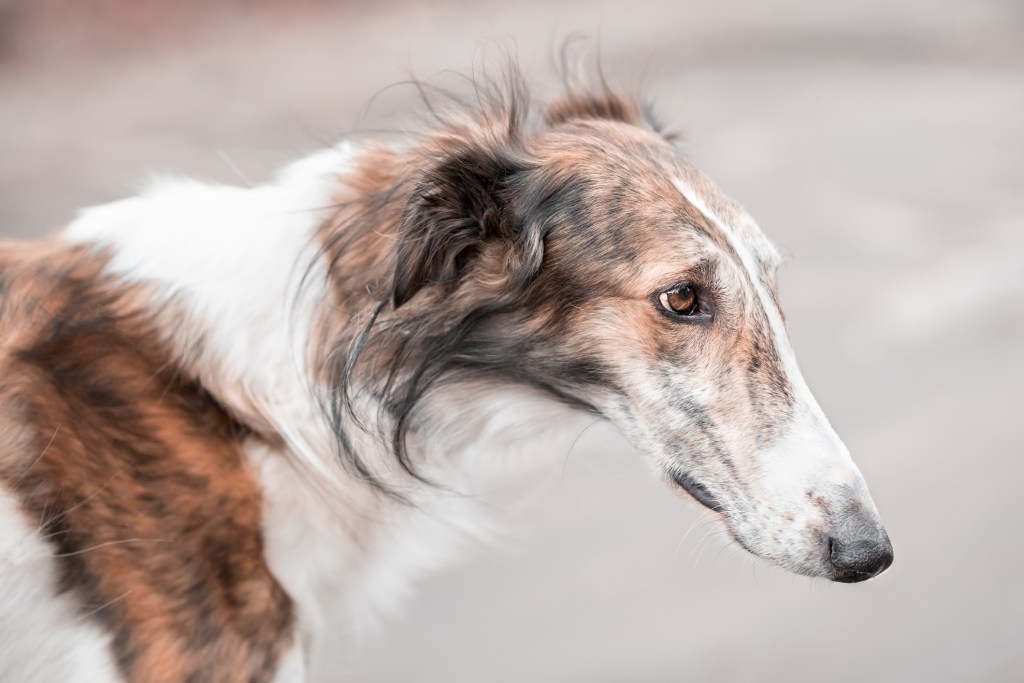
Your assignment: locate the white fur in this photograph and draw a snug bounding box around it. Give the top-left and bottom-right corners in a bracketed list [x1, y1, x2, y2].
[59, 144, 586, 680]
[673, 176, 879, 567]
[14, 138, 877, 680]
[0, 484, 123, 683]
[63, 144, 362, 680]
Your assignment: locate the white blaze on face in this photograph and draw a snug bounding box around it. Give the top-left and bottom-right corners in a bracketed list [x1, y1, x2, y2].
[672, 176, 876, 532]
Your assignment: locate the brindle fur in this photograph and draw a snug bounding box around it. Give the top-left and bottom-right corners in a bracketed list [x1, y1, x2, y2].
[0, 67, 890, 682]
[0, 243, 293, 682]
[314, 77, 794, 502]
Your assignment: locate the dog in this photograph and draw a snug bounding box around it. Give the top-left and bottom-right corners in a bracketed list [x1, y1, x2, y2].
[0, 68, 893, 682]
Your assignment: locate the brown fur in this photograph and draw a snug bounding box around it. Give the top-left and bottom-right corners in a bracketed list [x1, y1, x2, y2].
[0, 242, 293, 682]
[0, 68, 888, 680]
[545, 89, 647, 127]
[308, 88, 795, 500]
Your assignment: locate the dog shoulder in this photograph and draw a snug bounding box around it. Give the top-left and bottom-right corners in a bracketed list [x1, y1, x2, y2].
[0, 238, 299, 682]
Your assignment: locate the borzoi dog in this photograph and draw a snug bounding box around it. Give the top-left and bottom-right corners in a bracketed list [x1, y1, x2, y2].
[0, 71, 892, 682]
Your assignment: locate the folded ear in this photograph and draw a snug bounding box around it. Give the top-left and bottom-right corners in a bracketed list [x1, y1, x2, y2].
[545, 90, 670, 138]
[545, 90, 646, 127]
[392, 142, 540, 309]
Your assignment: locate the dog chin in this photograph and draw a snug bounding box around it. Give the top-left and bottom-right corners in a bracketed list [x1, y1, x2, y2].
[722, 529, 836, 581]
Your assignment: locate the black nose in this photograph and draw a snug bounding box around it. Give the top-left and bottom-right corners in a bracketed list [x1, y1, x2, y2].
[828, 533, 894, 583]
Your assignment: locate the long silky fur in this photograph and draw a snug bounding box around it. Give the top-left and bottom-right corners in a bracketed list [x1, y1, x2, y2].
[309, 64, 655, 500]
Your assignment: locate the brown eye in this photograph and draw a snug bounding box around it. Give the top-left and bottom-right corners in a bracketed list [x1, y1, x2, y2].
[659, 285, 699, 316]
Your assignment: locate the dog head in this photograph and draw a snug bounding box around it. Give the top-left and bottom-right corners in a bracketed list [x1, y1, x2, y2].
[331, 79, 892, 583]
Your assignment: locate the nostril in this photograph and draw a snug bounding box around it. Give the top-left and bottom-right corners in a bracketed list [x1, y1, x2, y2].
[829, 535, 894, 583]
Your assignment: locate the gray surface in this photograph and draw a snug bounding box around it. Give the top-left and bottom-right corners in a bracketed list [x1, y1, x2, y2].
[1, 1, 1022, 681]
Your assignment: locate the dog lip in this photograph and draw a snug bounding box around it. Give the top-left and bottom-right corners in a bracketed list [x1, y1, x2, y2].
[668, 470, 721, 511]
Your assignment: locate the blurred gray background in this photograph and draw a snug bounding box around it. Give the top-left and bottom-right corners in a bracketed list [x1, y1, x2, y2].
[1, 1, 1022, 681]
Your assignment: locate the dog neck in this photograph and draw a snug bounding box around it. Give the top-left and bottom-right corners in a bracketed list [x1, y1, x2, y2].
[62, 141, 582, 501]
[61, 145, 363, 480]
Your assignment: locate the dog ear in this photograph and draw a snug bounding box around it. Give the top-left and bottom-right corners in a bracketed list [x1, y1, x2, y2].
[546, 90, 671, 138]
[545, 90, 645, 127]
[392, 142, 540, 309]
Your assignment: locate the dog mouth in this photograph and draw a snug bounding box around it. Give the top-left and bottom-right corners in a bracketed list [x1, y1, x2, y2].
[668, 470, 722, 512]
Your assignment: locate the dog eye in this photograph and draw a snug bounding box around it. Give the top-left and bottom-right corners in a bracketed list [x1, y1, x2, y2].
[659, 285, 699, 316]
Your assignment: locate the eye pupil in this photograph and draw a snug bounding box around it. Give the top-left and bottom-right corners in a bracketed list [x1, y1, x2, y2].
[660, 285, 698, 316]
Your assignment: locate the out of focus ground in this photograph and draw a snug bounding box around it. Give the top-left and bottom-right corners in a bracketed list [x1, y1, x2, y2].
[1, 1, 1022, 681]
